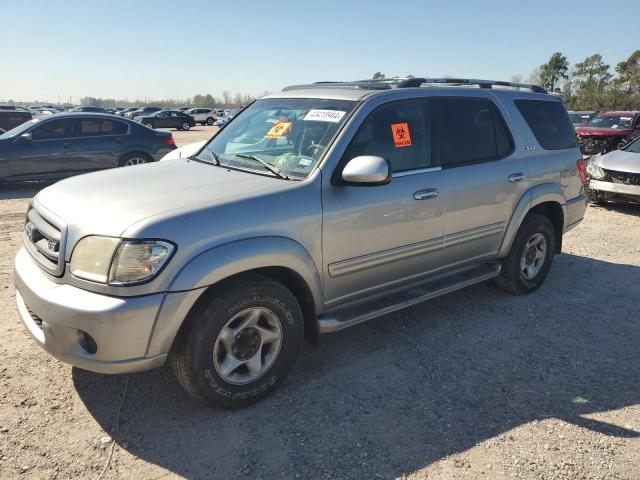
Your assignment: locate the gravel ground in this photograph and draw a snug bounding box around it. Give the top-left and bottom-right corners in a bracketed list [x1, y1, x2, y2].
[0, 176, 638, 479]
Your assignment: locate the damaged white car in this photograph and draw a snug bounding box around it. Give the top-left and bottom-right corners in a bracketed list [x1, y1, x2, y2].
[587, 136, 640, 205]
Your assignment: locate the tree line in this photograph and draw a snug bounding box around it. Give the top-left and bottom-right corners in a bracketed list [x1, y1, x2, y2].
[523, 50, 640, 111]
[78, 90, 272, 109]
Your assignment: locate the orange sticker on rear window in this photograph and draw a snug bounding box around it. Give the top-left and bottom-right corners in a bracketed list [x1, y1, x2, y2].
[391, 123, 411, 148]
[265, 122, 292, 138]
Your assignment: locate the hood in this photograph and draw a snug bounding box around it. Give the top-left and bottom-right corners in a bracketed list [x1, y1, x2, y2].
[160, 140, 206, 161]
[576, 126, 633, 136]
[35, 159, 287, 238]
[596, 149, 640, 174]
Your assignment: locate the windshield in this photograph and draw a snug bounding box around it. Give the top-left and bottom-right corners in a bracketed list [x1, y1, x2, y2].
[587, 115, 634, 129]
[623, 136, 640, 154]
[569, 113, 591, 125]
[0, 118, 40, 139]
[196, 98, 356, 179]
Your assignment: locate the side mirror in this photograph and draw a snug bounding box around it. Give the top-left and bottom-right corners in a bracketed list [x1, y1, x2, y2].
[341, 156, 391, 186]
[19, 132, 33, 142]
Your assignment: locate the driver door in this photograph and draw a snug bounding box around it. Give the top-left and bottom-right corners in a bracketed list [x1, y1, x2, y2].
[321, 98, 447, 307]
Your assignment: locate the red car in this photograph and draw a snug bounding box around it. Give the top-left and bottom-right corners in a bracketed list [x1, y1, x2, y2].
[576, 111, 640, 155]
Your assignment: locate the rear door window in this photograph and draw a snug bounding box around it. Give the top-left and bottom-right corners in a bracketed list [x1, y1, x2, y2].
[76, 119, 128, 135]
[430, 97, 513, 167]
[515, 100, 577, 150]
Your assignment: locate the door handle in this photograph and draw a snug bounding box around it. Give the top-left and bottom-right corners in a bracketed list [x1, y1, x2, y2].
[413, 188, 439, 200]
[62, 143, 71, 149]
[508, 173, 525, 182]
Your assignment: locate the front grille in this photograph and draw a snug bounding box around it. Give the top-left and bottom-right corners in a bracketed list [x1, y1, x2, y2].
[23, 205, 66, 276]
[603, 169, 640, 186]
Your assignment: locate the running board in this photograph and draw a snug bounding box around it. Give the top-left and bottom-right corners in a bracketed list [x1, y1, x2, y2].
[318, 263, 501, 333]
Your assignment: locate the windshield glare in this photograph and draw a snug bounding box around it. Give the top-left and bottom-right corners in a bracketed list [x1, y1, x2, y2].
[196, 98, 356, 178]
[587, 115, 633, 129]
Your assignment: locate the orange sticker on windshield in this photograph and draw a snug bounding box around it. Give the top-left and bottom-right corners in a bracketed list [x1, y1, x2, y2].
[391, 123, 411, 148]
[265, 122, 292, 138]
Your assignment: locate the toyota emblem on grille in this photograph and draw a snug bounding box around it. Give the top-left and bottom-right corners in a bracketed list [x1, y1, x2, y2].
[24, 222, 35, 241]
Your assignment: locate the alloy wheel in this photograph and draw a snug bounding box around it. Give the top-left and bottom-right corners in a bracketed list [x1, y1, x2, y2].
[213, 307, 283, 385]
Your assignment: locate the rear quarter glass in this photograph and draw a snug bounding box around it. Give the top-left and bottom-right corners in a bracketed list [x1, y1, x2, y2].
[515, 100, 577, 150]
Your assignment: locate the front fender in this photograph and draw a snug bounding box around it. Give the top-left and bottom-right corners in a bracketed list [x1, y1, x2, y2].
[169, 236, 323, 309]
[145, 237, 323, 357]
[498, 183, 566, 258]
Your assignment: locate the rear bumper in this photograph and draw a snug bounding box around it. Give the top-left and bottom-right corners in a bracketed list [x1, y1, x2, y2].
[14, 247, 169, 374]
[564, 193, 588, 232]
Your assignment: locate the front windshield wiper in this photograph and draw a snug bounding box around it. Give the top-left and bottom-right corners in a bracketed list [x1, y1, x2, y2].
[234, 153, 290, 180]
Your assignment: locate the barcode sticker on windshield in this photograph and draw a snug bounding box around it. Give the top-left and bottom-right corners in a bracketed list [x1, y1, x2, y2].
[304, 110, 346, 123]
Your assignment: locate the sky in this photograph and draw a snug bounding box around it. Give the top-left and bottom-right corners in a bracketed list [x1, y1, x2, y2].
[1, 0, 638, 103]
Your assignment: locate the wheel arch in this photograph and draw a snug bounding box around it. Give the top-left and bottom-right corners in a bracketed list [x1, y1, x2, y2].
[498, 183, 566, 257]
[146, 237, 323, 356]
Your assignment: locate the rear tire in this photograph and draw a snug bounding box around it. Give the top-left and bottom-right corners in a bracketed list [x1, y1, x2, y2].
[144, 122, 154, 129]
[181, 122, 191, 131]
[494, 214, 556, 295]
[170, 275, 304, 409]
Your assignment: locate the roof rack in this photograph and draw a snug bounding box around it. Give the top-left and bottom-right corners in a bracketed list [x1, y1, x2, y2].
[282, 77, 547, 94]
[420, 78, 547, 94]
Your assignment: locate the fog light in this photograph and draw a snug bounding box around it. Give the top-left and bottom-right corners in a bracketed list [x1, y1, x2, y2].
[77, 330, 97, 354]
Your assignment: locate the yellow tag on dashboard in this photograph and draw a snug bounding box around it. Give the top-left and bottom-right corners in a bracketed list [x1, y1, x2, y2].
[265, 122, 292, 138]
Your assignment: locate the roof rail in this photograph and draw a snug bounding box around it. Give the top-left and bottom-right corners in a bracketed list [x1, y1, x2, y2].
[420, 78, 547, 94]
[282, 77, 547, 94]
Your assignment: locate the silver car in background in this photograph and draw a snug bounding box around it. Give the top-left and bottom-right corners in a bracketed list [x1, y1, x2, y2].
[14, 78, 587, 408]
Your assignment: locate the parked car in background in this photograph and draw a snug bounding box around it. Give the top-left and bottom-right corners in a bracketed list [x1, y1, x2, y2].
[214, 108, 241, 127]
[576, 111, 640, 155]
[568, 110, 597, 128]
[186, 107, 217, 125]
[13, 78, 587, 408]
[161, 140, 206, 160]
[127, 106, 162, 120]
[117, 107, 138, 117]
[587, 136, 640, 205]
[69, 106, 107, 113]
[0, 113, 175, 183]
[177, 107, 191, 112]
[0, 106, 33, 134]
[138, 110, 196, 130]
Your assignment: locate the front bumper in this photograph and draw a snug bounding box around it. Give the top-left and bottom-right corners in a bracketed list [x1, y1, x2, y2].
[589, 179, 640, 198]
[14, 247, 168, 374]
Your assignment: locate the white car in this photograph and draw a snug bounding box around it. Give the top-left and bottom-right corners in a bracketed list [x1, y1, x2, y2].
[587, 136, 640, 204]
[186, 108, 217, 126]
[160, 140, 206, 161]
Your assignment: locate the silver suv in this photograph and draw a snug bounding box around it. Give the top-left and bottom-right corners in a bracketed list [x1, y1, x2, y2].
[14, 78, 588, 408]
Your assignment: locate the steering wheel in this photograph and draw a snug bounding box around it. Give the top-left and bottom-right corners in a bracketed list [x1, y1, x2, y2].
[306, 143, 325, 154]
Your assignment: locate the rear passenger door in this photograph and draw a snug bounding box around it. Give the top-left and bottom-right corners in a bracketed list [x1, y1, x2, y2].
[431, 96, 528, 266]
[71, 118, 128, 171]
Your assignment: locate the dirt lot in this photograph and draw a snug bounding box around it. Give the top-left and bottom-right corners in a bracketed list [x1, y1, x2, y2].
[0, 173, 639, 479]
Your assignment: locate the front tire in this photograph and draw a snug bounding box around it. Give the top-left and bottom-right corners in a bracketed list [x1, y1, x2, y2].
[494, 214, 556, 295]
[170, 275, 304, 409]
[206, 117, 214, 125]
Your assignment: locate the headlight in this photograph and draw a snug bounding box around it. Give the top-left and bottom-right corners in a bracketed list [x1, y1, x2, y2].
[70, 236, 174, 285]
[586, 160, 605, 179]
